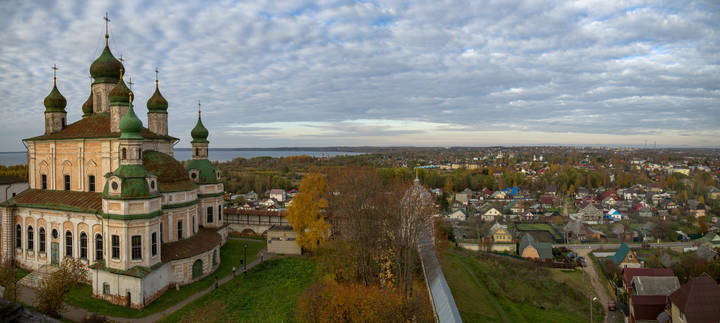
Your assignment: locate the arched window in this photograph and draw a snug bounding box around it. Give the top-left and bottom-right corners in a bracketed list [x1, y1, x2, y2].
[195, 148, 199, 156]
[122, 148, 127, 160]
[95, 234, 103, 261]
[138, 149, 142, 159]
[207, 206, 213, 223]
[218, 206, 222, 221]
[27, 226, 34, 251]
[65, 231, 73, 257]
[80, 232, 88, 259]
[39, 228, 46, 253]
[16, 225, 21, 249]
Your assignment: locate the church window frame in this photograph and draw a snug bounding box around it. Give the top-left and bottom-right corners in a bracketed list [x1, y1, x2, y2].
[27, 226, 33, 251]
[80, 232, 88, 259]
[160, 223, 163, 243]
[131, 235, 142, 260]
[65, 231, 73, 257]
[207, 206, 213, 223]
[16, 225, 21, 249]
[151, 232, 157, 257]
[41, 174, 47, 189]
[95, 234, 103, 261]
[102, 283, 110, 296]
[111, 235, 120, 259]
[121, 148, 127, 160]
[64, 175, 71, 190]
[88, 175, 96, 192]
[177, 220, 184, 240]
[218, 205, 222, 221]
[39, 227, 46, 253]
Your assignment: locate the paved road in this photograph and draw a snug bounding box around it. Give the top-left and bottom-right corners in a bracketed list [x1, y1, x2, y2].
[555, 241, 694, 250]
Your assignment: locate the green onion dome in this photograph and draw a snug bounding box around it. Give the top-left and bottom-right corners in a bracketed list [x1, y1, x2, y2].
[119, 101, 144, 139]
[82, 91, 93, 117]
[109, 76, 132, 106]
[44, 81, 67, 113]
[190, 111, 209, 143]
[146, 82, 168, 113]
[90, 45, 124, 84]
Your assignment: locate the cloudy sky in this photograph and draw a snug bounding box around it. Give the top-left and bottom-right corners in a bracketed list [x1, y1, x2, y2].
[0, 0, 718, 151]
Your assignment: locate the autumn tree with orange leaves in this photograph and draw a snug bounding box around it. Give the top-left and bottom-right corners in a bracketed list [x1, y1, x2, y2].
[287, 172, 330, 252]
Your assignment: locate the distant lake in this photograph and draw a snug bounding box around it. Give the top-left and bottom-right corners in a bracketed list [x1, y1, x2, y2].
[0, 150, 362, 165]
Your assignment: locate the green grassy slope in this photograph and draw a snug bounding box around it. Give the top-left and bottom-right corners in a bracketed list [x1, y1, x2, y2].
[441, 248, 604, 323]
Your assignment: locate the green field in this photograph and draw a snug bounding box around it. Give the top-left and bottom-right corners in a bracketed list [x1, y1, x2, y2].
[441, 248, 604, 322]
[64, 239, 266, 318]
[515, 223, 562, 240]
[159, 257, 316, 323]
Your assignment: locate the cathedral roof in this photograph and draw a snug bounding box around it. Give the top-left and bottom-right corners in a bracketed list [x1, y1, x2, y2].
[190, 111, 209, 143]
[44, 82, 67, 113]
[162, 227, 221, 262]
[142, 150, 196, 192]
[90, 44, 124, 84]
[109, 77, 132, 106]
[24, 114, 177, 141]
[0, 189, 102, 213]
[119, 103, 143, 139]
[146, 84, 168, 113]
[103, 164, 158, 200]
[82, 91, 94, 117]
[185, 159, 220, 184]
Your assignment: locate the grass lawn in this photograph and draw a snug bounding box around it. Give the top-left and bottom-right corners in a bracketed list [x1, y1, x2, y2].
[159, 257, 316, 323]
[515, 223, 562, 240]
[15, 267, 30, 280]
[441, 248, 604, 323]
[64, 239, 266, 318]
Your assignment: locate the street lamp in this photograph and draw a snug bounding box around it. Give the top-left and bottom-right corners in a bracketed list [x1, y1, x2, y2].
[244, 242, 248, 271]
[590, 296, 598, 322]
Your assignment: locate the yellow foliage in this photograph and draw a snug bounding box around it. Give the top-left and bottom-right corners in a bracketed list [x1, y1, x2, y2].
[287, 173, 330, 252]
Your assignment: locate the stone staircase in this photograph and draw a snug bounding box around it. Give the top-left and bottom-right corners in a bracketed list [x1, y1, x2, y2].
[18, 265, 58, 289]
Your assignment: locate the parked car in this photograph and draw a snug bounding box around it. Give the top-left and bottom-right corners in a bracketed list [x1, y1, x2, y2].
[577, 256, 586, 267]
[608, 301, 616, 311]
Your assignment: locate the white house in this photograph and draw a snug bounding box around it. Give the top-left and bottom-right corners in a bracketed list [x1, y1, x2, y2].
[269, 189, 286, 202]
[447, 209, 467, 221]
[0, 176, 28, 203]
[481, 207, 502, 222]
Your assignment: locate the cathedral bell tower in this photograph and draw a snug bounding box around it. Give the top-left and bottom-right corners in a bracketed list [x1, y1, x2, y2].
[44, 65, 67, 134]
[147, 68, 169, 135]
[190, 102, 209, 160]
[89, 13, 124, 114]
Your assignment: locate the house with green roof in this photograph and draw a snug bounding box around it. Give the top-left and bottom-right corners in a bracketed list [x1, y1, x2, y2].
[518, 234, 552, 261]
[611, 242, 642, 268]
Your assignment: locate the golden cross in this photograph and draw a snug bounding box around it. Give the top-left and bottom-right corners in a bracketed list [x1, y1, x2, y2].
[128, 77, 134, 90]
[155, 67, 159, 87]
[198, 101, 201, 118]
[52, 64, 58, 78]
[104, 12, 110, 44]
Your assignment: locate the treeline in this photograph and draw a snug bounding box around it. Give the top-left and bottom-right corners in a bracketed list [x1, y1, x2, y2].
[0, 165, 27, 179]
[222, 174, 293, 195]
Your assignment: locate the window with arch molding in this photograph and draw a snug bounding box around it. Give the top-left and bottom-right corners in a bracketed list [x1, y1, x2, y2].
[65, 231, 73, 257]
[80, 232, 88, 259]
[16, 225, 21, 249]
[122, 148, 127, 160]
[27, 226, 33, 251]
[39, 227, 46, 253]
[95, 234, 103, 261]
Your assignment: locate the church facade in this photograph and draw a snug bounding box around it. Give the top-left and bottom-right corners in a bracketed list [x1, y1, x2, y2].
[0, 26, 227, 309]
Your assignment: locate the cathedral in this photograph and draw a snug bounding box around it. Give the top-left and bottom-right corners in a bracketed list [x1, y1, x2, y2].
[0, 21, 227, 308]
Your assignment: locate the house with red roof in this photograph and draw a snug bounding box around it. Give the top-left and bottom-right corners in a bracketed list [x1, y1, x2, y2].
[668, 273, 720, 323]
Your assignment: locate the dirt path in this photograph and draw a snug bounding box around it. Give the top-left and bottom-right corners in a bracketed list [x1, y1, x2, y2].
[575, 248, 615, 323]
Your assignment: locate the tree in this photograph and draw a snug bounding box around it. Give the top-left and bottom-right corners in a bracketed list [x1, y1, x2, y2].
[287, 172, 330, 252]
[699, 217, 708, 234]
[36, 257, 88, 317]
[0, 262, 18, 301]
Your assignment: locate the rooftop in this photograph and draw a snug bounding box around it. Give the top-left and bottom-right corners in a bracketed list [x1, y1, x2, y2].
[669, 273, 720, 322]
[24, 114, 177, 142]
[1, 189, 102, 213]
[162, 227, 222, 262]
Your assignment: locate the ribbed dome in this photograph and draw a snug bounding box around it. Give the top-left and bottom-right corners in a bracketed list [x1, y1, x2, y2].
[190, 113, 209, 143]
[44, 82, 67, 113]
[90, 45, 124, 84]
[82, 91, 93, 117]
[147, 85, 168, 113]
[109, 77, 132, 106]
[119, 103, 143, 139]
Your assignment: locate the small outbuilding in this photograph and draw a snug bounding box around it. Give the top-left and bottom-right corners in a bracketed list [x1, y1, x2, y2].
[267, 225, 301, 255]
